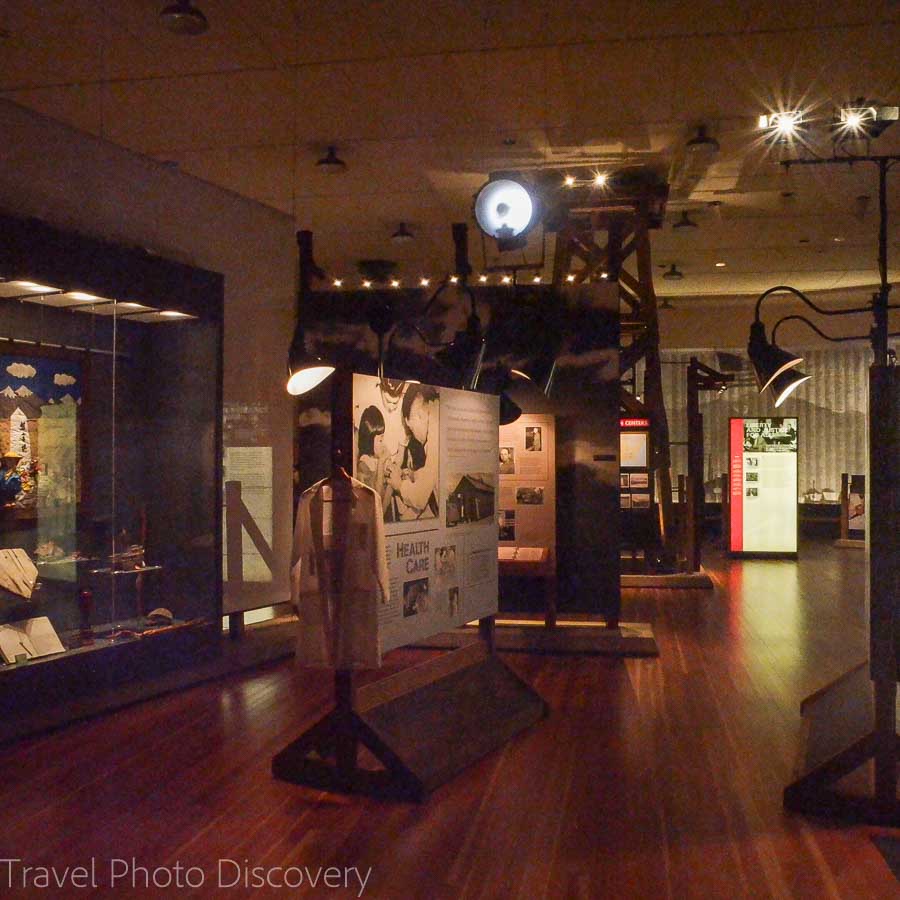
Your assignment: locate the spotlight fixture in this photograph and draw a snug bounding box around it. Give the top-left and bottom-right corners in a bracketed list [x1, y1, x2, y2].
[449, 275, 459, 284]
[564, 175, 576, 187]
[390, 279, 401, 288]
[332, 278, 343, 287]
[286, 326, 335, 396]
[715, 261, 727, 268]
[362, 280, 373, 288]
[759, 111, 804, 141]
[672, 210, 699, 230]
[159, 0, 209, 35]
[419, 277, 430, 287]
[661, 264, 684, 281]
[565, 274, 576, 283]
[769, 366, 812, 408]
[532, 275, 541, 283]
[315, 146, 347, 174]
[746, 320, 804, 393]
[391, 222, 414, 243]
[473, 176, 539, 251]
[834, 101, 898, 139]
[593, 172, 608, 187]
[501, 275, 512, 285]
[685, 124, 720, 155]
[478, 274, 488, 283]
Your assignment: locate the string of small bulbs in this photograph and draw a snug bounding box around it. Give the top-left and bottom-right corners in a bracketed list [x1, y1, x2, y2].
[323, 271, 611, 290]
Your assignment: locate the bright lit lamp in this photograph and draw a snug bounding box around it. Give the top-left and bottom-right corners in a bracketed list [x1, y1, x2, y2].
[473, 177, 539, 250]
[286, 325, 334, 395]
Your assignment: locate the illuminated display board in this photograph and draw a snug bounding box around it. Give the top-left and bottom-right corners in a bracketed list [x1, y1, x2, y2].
[729, 417, 799, 555]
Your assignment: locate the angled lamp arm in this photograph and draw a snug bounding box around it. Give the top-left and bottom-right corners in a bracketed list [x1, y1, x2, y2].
[771, 315, 900, 345]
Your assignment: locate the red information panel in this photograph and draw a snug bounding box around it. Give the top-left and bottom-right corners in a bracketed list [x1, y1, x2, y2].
[729, 417, 798, 555]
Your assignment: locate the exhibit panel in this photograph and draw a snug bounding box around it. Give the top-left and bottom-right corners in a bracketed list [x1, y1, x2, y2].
[351, 374, 500, 653]
[497, 413, 556, 557]
[0, 213, 223, 715]
[729, 417, 799, 555]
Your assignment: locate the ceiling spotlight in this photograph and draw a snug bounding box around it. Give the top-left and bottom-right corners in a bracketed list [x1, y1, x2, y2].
[715, 261, 726, 268]
[565, 274, 576, 283]
[362, 280, 373, 288]
[449, 275, 459, 284]
[478, 274, 488, 283]
[391, 222, 414, 243]
[532, 275, 541, 283]
[685, 124, 720, 155]
[159, 0, 209, 35]
[419, 277, 430, 287]
[332, 278, 343, 287]
[316, 146, 347, 174]
[600, 272, 609, 279]
[501, 275, 512, 285]
[759, 111, 804, 141]
[673, 210, 699, 230]
[564, 175, 576, 187]
[593, 172, 608, 187]
[662, 264, 684, 280]
[473, 177, 539, 249]
[390, 279, 401, 288]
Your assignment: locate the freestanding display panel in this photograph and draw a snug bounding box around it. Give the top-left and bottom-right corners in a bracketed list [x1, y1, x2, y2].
[729, 417, 799, 556]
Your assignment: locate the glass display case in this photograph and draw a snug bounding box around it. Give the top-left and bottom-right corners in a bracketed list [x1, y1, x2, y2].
[0, 213, 223, 722]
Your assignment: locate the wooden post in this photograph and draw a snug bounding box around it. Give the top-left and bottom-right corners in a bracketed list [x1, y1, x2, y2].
[839, 472, 850, 541]
[225, 479, 244, 639]
[479, 615, 497, 654]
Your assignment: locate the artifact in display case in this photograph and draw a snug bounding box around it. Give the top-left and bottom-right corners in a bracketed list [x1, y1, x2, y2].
[0, 212, 223, 727]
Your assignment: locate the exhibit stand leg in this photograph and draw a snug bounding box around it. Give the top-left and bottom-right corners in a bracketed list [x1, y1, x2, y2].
[784, 366, 899, 825]
[272, 614, 547, 800]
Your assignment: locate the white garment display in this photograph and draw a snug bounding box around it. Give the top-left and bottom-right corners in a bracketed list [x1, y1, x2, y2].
[291, 475, 389, 669]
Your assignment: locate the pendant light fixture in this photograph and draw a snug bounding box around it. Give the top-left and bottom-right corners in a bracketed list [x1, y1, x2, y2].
[316, 146, 347, 174]
[391, 222, 414, 243]
[672, 210, 699, 230]
[286, 325, 335, 396]
[662, 263, 684, 280]
[159, 1, 209, 35]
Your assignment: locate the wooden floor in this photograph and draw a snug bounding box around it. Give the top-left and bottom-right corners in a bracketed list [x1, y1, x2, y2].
[3, 539, 897, 899]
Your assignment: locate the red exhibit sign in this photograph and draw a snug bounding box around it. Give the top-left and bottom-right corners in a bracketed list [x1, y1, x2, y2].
[619, 417, 650, 429]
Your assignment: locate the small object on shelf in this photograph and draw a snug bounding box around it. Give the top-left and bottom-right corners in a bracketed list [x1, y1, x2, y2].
[145, 607, 174, 626]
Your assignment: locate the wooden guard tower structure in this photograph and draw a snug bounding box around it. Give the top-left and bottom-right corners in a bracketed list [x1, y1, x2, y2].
[547, 170, 676, 555]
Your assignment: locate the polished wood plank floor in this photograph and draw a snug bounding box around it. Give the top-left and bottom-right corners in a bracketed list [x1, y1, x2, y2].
[3, 539, 896, 899]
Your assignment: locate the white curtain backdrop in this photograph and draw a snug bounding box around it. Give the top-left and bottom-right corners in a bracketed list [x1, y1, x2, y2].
[648, 348, 872, 501]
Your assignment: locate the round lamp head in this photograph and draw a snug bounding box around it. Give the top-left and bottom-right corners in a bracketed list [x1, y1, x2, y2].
[474, 178, 537, 241]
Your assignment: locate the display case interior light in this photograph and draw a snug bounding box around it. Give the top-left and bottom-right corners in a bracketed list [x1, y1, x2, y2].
[127, 309, 198, 323]
[758, 111, 804, 139]
[0, 279, 59, 296]
[72, 300, 155, 316]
